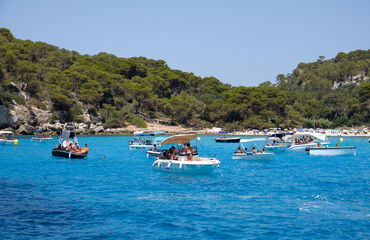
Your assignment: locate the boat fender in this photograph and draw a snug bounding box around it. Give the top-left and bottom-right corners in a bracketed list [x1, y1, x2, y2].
[179, 159, 183, 168]
[167, 161, 171, 169]
[157, 161, 160, 167]
[305, 147, 310, 152]
[69, 152, 71, 158]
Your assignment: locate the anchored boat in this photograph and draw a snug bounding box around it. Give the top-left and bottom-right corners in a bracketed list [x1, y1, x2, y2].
[0, 131, 18, 145]
[31, 130, 54, 142]
[215, 131, 240, 142]
[288, 132, 330, 152]
[307, 146, 356, 156]
[51, 131, 89, 159]
[152, 134, 220, 174]
[129, 131, 167, 150]
[232, 139, 275, 161]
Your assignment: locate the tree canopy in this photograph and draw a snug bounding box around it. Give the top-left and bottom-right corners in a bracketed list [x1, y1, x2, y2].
[0, 28, 369, 129]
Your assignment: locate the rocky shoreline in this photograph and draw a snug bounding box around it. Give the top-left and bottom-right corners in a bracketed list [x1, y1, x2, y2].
[1, 103, 369, 137]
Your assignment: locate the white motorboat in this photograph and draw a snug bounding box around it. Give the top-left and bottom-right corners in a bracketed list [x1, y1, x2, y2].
[232, 138, 275, 161]
[307, 146, 356, 156]
[31, 130, 54, 142]
[288, 132, 330, 152]
[152, 134, 220, 174]
[129, 131, 167, 150]
[0, 131, 18, 145]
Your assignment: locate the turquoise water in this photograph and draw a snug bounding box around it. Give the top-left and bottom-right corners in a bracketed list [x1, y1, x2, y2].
[0, 135, 369, 239]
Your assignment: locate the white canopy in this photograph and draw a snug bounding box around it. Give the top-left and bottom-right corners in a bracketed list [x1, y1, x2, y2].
[0, 131, 13, 134]
[160, 134, 196, 145]
[291, 132, 327, 141]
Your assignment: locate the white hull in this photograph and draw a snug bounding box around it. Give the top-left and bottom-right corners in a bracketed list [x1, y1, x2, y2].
[265, 145, 287, 153]
[129, 144, 153, 150]
[146, 150, 160, 158]
[152, 158, 220, 174]
[288, 142, 329, 152]
[309, 147, 356, 156]
[31, 137, 54, 142]
[232, 153, 274, 161]
[0, 140, 15, 145]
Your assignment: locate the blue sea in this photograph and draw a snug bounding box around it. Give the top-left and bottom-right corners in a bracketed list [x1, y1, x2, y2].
[0, 135, 369, 239]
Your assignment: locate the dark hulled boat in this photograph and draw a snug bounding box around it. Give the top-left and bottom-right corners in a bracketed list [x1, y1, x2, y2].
[215, 137, 241, 143]
[51, 148, 88, 158]
[51, 130, 89, 159]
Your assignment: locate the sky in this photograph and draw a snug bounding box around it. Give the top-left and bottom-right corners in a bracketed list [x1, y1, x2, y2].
[0, 0, 369, 87]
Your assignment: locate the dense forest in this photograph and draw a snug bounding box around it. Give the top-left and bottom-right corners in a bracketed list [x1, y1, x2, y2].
[0, 28, 369, 131]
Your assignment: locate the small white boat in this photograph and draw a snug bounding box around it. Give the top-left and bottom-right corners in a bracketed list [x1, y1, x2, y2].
[31, 130, 54, 142]
[129, 131, 167, 150]
[308, 146, 356, 156]
[288, 132, 330, 152]
[0, 131, 18, 145]
[152, 134, 220, 174]
[232, 138, 275, 161]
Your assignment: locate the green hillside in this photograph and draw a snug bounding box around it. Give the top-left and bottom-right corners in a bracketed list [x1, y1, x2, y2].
[0, 28, 369, 130]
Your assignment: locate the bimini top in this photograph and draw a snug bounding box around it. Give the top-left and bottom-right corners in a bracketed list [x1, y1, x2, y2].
[0, 131, 13, 134]
[59, 130, 76, 139]
[240, 138, 267, 143]
[291, 132, 327, 141]
[160, 134, 196, 145]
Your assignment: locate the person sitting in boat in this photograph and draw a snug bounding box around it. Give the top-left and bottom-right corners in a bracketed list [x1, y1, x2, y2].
[266, 142, 270, 146]
[160, 149, 169, 159]
[181, 143, 188, 154]
[252, 147, 258, 154]
[317, 142, 323, 148]
[236, 146, 243, 153]
[260, 147, 266, 153]
[335, 143, 340, 148]
[186, 143, 193, 160]
[168, 146, 178, 160]
[151, 144, 159, 152]
[273, 141, 279, 146]
[280, 141, 285, 146]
